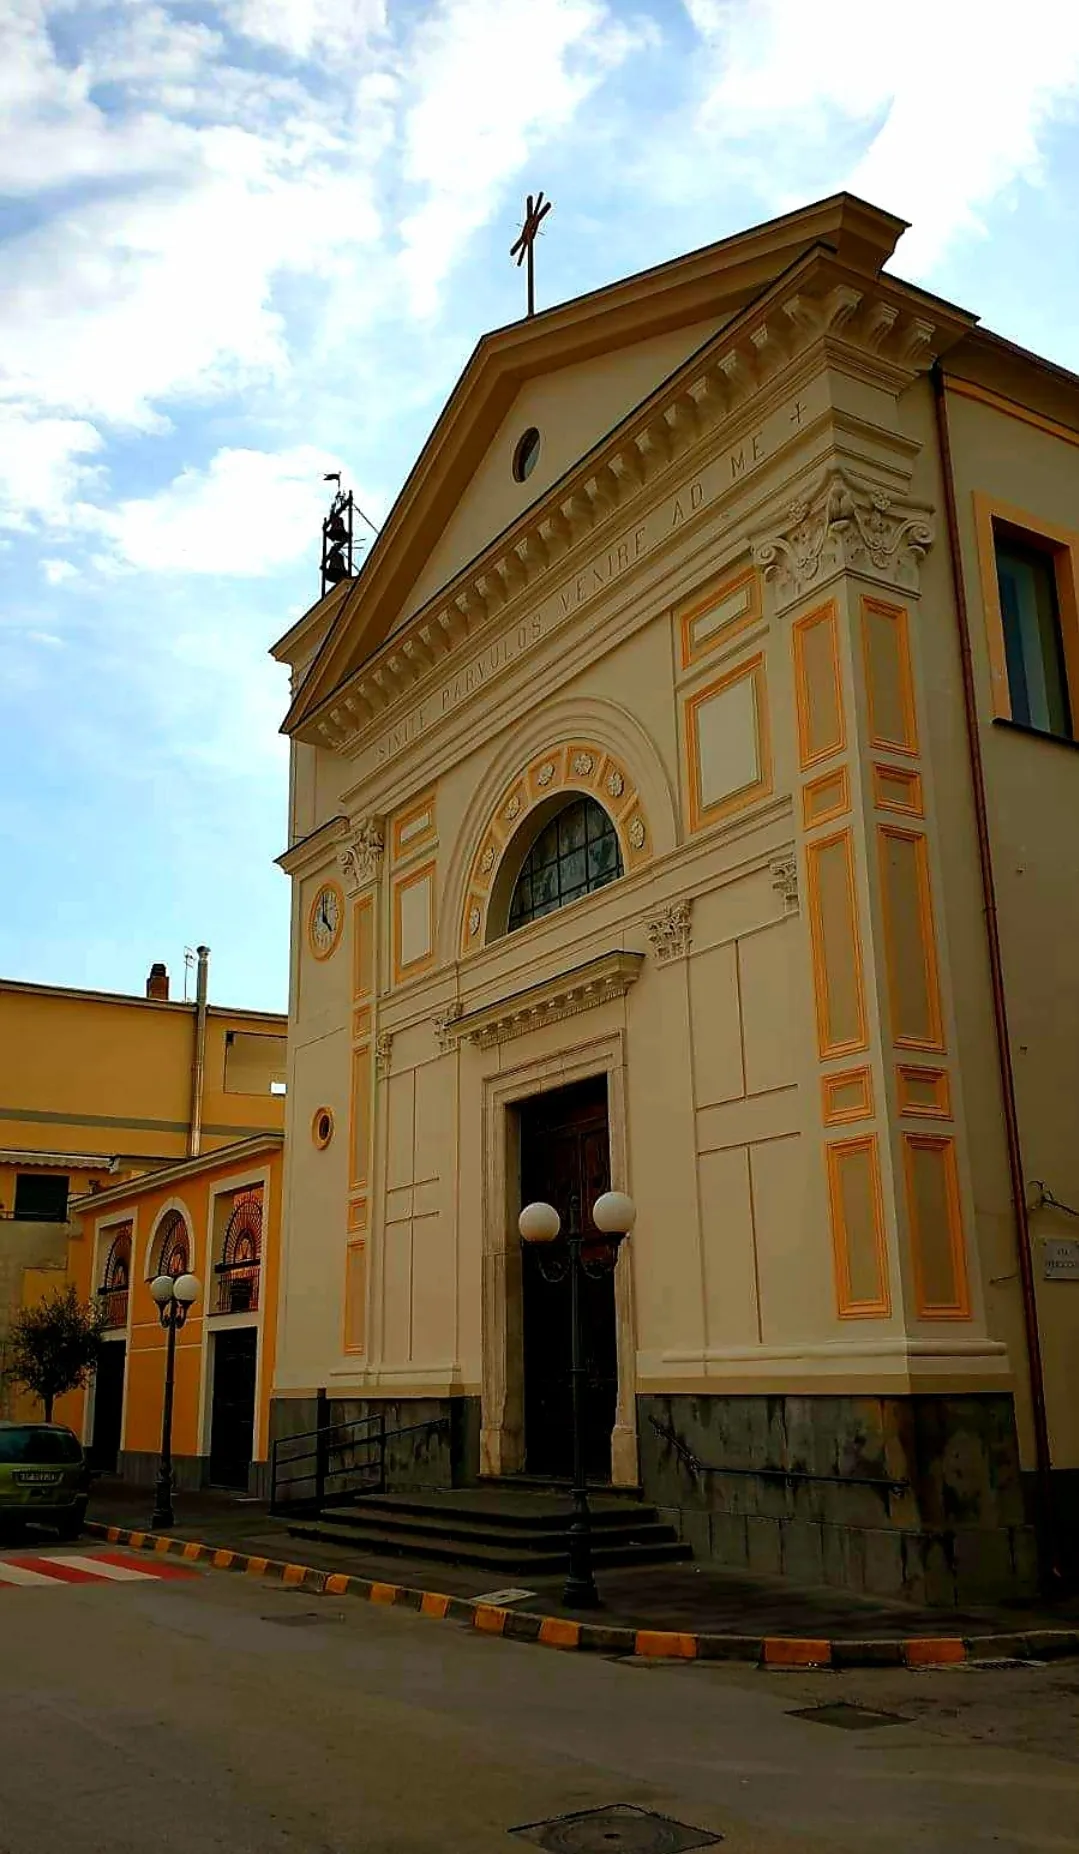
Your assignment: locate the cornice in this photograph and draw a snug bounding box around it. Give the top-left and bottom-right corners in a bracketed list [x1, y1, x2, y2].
[275, 814, 347, 877]
[68, 1133, 283, 1216]
[292, 252, 971, 756]
[436, 949, 645, 1051]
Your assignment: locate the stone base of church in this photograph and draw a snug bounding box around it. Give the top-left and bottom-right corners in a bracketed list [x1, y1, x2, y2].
[637, 1391, 1039, 1608]
[268, 1394, 482, 1501]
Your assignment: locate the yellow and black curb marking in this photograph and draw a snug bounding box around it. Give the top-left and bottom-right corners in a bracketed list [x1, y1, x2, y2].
[84, 1521, 1079, 1670]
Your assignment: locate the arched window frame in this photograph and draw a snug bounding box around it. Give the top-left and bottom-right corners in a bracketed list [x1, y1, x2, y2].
[459, 743, 651, 954]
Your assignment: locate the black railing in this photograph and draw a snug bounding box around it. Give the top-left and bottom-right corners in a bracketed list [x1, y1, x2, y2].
[648, 1415, 910, 1497]
[97, 1286, 129, 1330]
[269, 1409, 450, 1517]
[213, 1260, 260, 1315]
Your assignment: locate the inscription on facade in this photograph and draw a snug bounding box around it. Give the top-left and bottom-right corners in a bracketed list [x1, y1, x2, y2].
[367, 383, 823, 774]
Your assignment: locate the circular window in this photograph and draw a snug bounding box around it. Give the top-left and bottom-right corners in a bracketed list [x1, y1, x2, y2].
[312, 1107, 334, 1150]
[511, 427, 541, 483]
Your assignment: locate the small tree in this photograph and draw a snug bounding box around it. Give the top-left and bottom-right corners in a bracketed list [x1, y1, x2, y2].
[5, 1284, 107, 1423]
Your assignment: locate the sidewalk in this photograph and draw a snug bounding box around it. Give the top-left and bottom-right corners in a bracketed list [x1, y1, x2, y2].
[86, 1477, 1079, 1648]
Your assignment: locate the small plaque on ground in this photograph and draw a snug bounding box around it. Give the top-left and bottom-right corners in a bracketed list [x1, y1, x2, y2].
[510, 1803, 722, 1852]
[472, 1586, 536, 1605]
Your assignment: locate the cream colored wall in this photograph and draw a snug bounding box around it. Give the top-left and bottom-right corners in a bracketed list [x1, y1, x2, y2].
[274, 287, 1021, 1449]
[402, 318, 724, 626]
[907, 383, 1079, 1471]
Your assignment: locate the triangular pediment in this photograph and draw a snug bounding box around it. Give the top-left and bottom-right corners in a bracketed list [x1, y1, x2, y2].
[282, 194, 910, 738]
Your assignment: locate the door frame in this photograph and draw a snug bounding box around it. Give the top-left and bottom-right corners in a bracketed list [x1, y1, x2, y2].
[480, 1028, 638, 1486]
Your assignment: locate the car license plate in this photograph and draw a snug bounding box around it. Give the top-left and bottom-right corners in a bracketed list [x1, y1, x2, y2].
[14, 1471, 61, 1486]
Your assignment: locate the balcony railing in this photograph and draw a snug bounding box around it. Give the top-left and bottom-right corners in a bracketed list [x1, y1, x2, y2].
[97, 1286, 129, 1330]
[213, 1260, 260, 1315]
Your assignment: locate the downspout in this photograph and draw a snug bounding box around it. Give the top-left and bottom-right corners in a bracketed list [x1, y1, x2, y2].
[930, 364, 1058, 1588]
[188, 945, 210, 1159]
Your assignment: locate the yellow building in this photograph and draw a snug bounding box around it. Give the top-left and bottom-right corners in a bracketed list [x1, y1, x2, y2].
[51, 1135, 283, 1493]
[270, 193, 1079, 1604]
[0, 952, 286, 1435]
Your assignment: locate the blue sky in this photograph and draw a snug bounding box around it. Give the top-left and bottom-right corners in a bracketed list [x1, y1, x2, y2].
[3, 0, 1079, 1014]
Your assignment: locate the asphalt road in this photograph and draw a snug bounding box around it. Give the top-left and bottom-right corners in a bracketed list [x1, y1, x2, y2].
[3, 1541, 1079, 1854]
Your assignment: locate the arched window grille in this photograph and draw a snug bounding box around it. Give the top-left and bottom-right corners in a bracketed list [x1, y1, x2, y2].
[215, 1189, 262, 1314]
[155, 1209, 190, 1281]
[507, 796, 623, 933]
[98, 1224, 132, 1329]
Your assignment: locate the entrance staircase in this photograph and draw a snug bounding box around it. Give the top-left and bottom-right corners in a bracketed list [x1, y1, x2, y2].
[284, 1480, 692, 1576]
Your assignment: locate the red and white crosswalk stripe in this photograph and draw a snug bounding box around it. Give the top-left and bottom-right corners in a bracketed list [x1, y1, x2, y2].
[0, 1550, 195, 1587]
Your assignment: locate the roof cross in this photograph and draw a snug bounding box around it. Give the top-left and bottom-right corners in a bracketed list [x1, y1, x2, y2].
[510, 190, 553, 319]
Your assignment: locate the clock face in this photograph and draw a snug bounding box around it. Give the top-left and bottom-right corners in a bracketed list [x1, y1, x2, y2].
[309, 882, 343, 959]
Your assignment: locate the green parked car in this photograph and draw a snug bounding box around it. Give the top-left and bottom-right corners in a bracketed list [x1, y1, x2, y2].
[0, 1422, 90, 1543]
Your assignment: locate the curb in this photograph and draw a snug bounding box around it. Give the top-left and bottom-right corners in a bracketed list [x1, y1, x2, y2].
[83, 1522, 1079, 1670]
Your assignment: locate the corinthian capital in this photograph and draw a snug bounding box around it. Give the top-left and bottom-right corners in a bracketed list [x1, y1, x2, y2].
[339, 817, 384, 892]
[753, 466, 934, 614]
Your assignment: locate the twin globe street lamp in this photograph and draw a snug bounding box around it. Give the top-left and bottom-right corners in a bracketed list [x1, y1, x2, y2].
[149, 1270, 201, 1531]
[518, 1188, 636, 1609]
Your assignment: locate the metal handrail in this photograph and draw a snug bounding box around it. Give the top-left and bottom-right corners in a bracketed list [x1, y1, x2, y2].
[648, 1416, 910, 1496]
[269, 1412, 450, 1515]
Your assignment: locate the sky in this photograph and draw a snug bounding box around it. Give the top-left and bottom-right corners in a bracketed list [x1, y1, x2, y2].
[3, 0, 1079, 1014]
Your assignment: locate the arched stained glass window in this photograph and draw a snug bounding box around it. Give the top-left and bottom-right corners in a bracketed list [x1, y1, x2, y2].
[155, 1210, 190, 1280]
[507, 797, 623, 933]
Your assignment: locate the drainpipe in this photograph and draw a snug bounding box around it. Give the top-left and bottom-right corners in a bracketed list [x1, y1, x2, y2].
[930, 364, 1058, 1588]
[188, 945, 210, 1159]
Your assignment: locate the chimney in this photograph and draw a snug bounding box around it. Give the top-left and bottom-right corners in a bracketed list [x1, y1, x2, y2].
[146, 962, 170, 1001]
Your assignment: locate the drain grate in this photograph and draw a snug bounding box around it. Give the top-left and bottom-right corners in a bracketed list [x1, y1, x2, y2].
[262, 1611, 345, 1628]
[789, 1702, 905, 1730]
[510, 1803, 722, 1852]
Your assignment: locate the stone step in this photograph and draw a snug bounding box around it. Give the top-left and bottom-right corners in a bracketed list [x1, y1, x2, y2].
[312, 1501, 680, 1555]
[317, 1490, 665, 1534]
[286, 1514, 691, 1574]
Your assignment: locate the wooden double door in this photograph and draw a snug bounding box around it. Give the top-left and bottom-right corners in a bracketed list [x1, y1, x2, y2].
[519, 1077, 617, 1482]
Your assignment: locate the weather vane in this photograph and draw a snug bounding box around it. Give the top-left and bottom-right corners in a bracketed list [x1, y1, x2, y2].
[510, 190, 552, 319]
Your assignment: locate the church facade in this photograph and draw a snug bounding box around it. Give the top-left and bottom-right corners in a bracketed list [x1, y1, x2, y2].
[270, 195, 1079, 1604]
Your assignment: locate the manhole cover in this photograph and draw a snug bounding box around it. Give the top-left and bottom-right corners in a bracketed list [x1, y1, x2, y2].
[510, 1803, 722, 1852]
[262, 1611, 344, 1628]
[789, 1702, 904, 1730]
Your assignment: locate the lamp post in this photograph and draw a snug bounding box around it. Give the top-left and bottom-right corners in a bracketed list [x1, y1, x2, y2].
[519, 1189, 636, 1608]
[149, 1271, 201, 1531]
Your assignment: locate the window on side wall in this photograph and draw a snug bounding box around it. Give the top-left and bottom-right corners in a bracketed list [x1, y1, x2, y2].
[988, 516, 1077, 742]
[13, 1173, 69, 1221]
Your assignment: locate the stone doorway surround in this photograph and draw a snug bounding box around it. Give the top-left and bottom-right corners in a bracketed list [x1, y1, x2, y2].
[480, 1029, 638, 1486]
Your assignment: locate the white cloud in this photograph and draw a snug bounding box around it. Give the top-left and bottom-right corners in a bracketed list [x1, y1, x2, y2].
[0, 407, 105, 531]
[397, 0, 648, 314]
[41, 559, 79, 585]
[25, 628, 64, 646]
[97, 443, 352, 575]
[683, 0, 1079, 269]
[223, 0, 386, 62]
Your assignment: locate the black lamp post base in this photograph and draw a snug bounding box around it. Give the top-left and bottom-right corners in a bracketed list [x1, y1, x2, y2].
[151, 1471, 174, 1532]
[562, 1574, 601, 1609]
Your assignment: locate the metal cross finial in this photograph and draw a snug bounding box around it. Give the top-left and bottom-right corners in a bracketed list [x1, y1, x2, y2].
[510, 190, 552, 319]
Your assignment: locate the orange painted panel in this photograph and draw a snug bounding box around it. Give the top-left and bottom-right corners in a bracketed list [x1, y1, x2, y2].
[344, 1241, 367, 1354]
[792, 602, 844, 768]
[872, 763, 923, 817]
[821, 1066, 873, 1126]
[805, 830, 868, 1059]
[878, 826, 945, 1052]
[826, 1135, 891, 1317]
[897, 1065, 952, 1119]
[862, 598, 918, 756]
[904, 1134, 971, 1319]
[352, 895, 374, 1001]
[802, 765, 850, 829]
